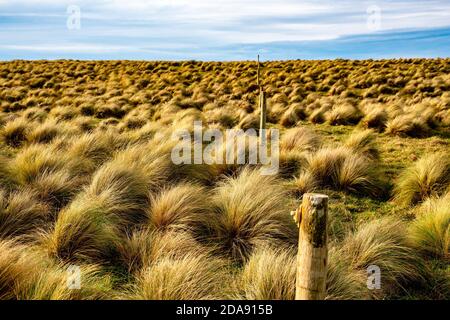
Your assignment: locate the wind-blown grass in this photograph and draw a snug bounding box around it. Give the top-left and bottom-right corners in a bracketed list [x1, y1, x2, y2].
[210, 168, 296, 263]
[43, 157, 152, 261]
[306, 147, 382, 196]
[280, 127, 321, 153]
[117, 228, 208, 274]
[0, 190, 48, 240]
[336, 217, 426, 298]
[1, 118, 31, 147]
[234, 247, 296, 300]
[394, 152, 450, 206]
[127, 253, 229, 300]
[344, 129, 379, 160]
[408, 194, 450, 260]
[0, 59, 448, 300]
[234, 246, 370, 300]
[148, 183, 212, 236]
[0, 239, 111, 300]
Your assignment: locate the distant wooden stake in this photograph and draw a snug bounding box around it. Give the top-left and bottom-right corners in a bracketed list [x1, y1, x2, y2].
[259, 91, 267, 140]
[257, 55, 267, 141]
[257, 54, 260, 90]
[295, 193, 329, 300]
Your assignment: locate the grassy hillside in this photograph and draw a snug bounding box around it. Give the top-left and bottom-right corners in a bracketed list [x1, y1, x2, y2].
[0, 59, 449, 300]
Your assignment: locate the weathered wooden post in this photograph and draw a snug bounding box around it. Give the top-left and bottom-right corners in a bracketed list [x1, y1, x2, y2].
[257, 54, 261, 89]
[257, 55, 267, 142]
[294, 193, 329, 300]
[259, 91, 267, 139]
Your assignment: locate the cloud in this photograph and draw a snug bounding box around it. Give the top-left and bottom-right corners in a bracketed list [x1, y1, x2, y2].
[0, 44, 133, 53]
[0, 0, 449, 59]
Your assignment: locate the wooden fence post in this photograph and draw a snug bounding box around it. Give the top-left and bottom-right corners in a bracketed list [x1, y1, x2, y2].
[257, 55, 267, 142]
[259, 90, 267, 141]
[257, 54, 260, 89]
[295, 193, 329, 300]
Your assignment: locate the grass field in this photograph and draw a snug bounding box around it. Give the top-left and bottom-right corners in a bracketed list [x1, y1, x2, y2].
[0, 59, 449, 300]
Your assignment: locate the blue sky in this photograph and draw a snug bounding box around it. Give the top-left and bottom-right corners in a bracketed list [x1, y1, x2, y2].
[0, 0, 449, 60]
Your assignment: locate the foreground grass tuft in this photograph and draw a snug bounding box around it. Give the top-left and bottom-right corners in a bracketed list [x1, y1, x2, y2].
[394, 152, 450, 206]
[210, 168, 297, 263]
[408, 194, 450, 260]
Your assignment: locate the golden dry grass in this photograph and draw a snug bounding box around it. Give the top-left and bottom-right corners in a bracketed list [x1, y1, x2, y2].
[126, 253, 230, 300]
[408, 194, 450, 260]
[0, 59, 449, 300]
[210, 168, 297, 263]
[394, 152, 450, 206]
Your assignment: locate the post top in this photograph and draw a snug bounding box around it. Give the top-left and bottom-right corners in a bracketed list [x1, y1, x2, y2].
[303, 193, 329, 199]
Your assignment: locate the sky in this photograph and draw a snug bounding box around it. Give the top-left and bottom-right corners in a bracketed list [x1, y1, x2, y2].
[0, 0, 449, 60]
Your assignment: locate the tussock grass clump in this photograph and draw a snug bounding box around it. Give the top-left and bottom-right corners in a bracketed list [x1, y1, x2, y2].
[42, 194, 121, 262]
[1, 118, 31, 147]
[394, 152, 450, 206]
[337, 217, 426, 298]
[292, 170, 318, 196]
[0, 239, 111, 299]
[68, 131, 129, 166]
[306, 147, 347, 187]
[308, 108, 326, 124]
[0, 112, 6, 126]
[234, 246, 370, 300]
[279, 106, 299, 127]
[0, 239, 45, 299]
[22, 107, 48, 122]
[29, 170, 82, 211]
[109, 143, 172, 187]
[27, 122, 60, 145]
[44, 158, 152, 261]
[280, 127, 321, 153]
[214, 133, 261, 176]
[336, 153, 381, 196]
[344, 129, 379, 160]
[278, 149, 306, 178]
[95, 104, 126, 119]
[210, 168, 296, 263]
[72, 116, 97, 132]
[127, 253, 229, 300]
[116, 228, 157, 273]
[27, 121, 77, 145]
[327, 104, 362, 125]
[361, 106, 388, 130]
[326, 249, 370, 300]
[148, 183, 211, 235]
[267, 103, 286, 123]
[234, 247, 296, 300]
[386, 115, 430, 137]
[121, 115, 147, 131]
[16, 263, 112, 300]
[126, 122, 162, 143]
[437, 109, 450, 126]
[142, 138, 219, 185]
[8, 144, 85, 207]
[0, 190, 48, 240]
[87, 160, 151, 227]
[49, 106, 78, 121]
[9, 144, 74, 186]
[206, 108, 238, 128]
[117, 229, 209, 274]
[306, 147, 382, 196]
[237, 113, 259, 131]
[408, 194, 450, 260]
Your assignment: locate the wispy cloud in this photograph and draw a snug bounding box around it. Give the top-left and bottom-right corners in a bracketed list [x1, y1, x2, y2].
[0, 0, 449, 59]
[0, 44, 134, 53]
